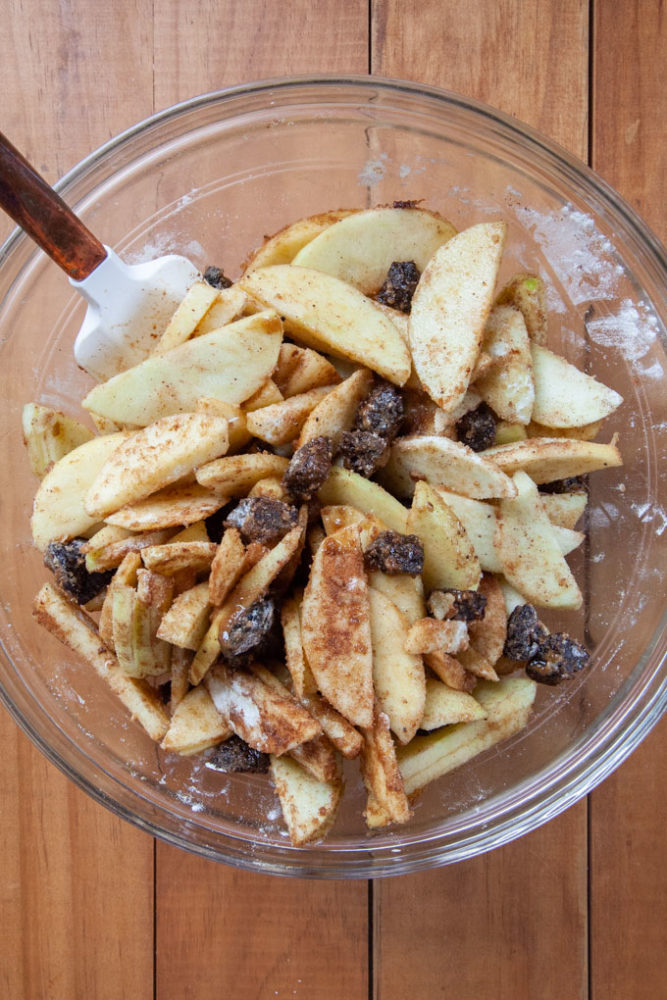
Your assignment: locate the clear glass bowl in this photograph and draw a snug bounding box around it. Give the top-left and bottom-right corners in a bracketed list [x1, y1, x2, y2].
[0, 77, 664, 878]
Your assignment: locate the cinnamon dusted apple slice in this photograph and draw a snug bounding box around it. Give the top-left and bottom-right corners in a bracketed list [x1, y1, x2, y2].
[292, 206, 456, 294]
[475, 305, 534, 425]
[301, 523, 374, 729]
[382, 435, 517, 501]
[269, 754, 343, 846]
[482, 436, 623, 484]
[495, 273, 548, 345]
[360, 707, 412, 828]
[495, 471, 582, 609]
[243, 209, 356, 272]
[83, 312, 283, 426]
[530, 342, 623, 427]
[408, 221, 506, 412]
[398, 677, 536, 796]
[407, 481, 481, 591]
[368, 587, 425, 744]
[239, 265, 411, 385]
[85, 413, 230, 519]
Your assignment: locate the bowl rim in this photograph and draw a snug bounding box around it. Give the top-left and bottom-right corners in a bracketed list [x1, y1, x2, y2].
[1, 73, 665, 878]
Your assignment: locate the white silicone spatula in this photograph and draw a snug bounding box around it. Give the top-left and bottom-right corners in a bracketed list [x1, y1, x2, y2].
[0, 132, 199, 381]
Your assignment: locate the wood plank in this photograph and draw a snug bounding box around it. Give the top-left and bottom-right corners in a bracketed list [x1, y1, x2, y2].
[375, 813, 588, 999]
[152, 7, 370, 1000]
[372, 2, 590, 997]
[1, 3, 156, 998]
[156, 855, 369, 1000]
[589, 2, 667, 997]
[0, 724, 154, 1000]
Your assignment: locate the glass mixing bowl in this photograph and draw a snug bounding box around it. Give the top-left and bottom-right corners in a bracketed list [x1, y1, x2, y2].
[0, 77, 665, 878]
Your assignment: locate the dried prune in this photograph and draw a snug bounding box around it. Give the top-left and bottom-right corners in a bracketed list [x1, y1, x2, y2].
[282, 436, 333, 503]
[364, 531, 424, 576]
[205, 734, 270, 773]
[526, 632, 590, 685]
[338, 430, 390, 478]
[203, 265, 232, 289]
[539, 476, 588, 495]
[44, 539, 113, 605]
[455, 402, 497, 452]
[427, 588, 487, 622]
[224, 497, 298, 545]
[354, 381, 405, 440]
[503, 604, 549, 661]
[219, 596, 276, 659]
[376, 260, 421, 314]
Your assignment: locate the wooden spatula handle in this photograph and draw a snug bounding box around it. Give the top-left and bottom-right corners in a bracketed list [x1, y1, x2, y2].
[0, 132, 106, 281]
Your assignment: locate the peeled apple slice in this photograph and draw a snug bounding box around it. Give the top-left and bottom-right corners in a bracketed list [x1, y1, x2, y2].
[530, 342, 623, 427]
[239, 265, 411, 386]
[409, 221, 506, 412]
[292, 206, 456, 294]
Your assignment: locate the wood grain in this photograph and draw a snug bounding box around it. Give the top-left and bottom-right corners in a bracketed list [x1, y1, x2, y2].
[156, 854, 369, 999]
[372, 2, 591, 997]
[589, 2, 666, 997]
[0, 3, 156, 997]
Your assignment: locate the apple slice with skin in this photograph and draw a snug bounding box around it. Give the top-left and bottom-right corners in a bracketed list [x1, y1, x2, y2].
[382, 435, 517, 500]
[292, 206, 456, 294]
[243, 209, 356, 272]
[239, 265, 411, 385]
[530, 342, 623, 427]
[409, 221, 506, 412]
[495, 273, 548, 345]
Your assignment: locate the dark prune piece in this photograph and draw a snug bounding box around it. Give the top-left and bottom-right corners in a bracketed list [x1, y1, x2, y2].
[338, 430, 390, 478]
[503, 604, 549, 661]
[224, 497, 298, 545]
[539, 476, 588, 495]
[455, 402, 497, 452]
[44, 539, 113, 605]
[427, 588, 487, 622]
[364, 531, 424, 576]
[219, 596, 275, 659]
[205, 734, 270, 773]
[354, 381, 405, 440]
[376, 260, 421, 313]
[282, 436, 333, 503]
[203, 265, 232, 289]
[526, 632, 590, 686]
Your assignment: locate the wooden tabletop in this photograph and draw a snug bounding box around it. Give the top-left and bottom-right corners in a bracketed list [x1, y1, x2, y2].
[1, 2, 664, 997]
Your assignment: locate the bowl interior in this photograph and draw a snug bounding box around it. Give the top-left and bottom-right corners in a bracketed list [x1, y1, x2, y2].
[0, 79, 665, 876]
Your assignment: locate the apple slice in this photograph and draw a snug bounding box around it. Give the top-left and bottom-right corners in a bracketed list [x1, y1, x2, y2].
[239, 265, 411, 385]
[85, 413, 229, 519]
[495, 273, 548, 345]
[292, 206, 456, 294]
[161, 685, 232, 756]
[269, 754, 343, 846]
[482, 437, 623, 484]
[31, 431, 130, 550]
[368, 587, 426, 744]
[495, 471, 582, 609]
[382, 435, 517, 500]
[243, 209, 356, 272]
[398, 677, 536, 796]
[530, 342, 623, 427]
[83, 312, 283, 426]
[407, 481, 481, 591]
[301, 524, 374, 728]
[318, 466, 409, 533]
[475, 305, 534, 424]
[409, 221, 506, 412]
[297, 368, 374, 448]
[421, 680, 488, 730]
[22, 403, 95, 479]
